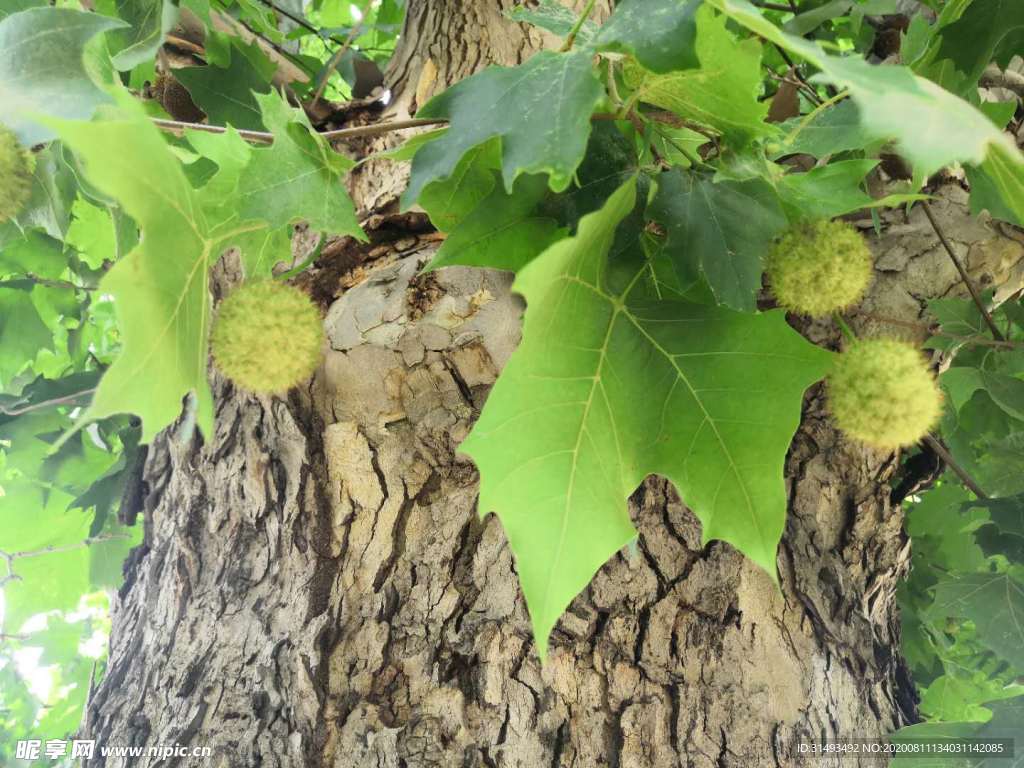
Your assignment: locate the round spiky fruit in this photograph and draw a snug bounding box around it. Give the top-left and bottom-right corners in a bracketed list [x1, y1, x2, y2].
[0, 126, 35, 224]
[765, 219, 873, 317]
[210, 281, 324, 394]
[827, 338, 943, 450]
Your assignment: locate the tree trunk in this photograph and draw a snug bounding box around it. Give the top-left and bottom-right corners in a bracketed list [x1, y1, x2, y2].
[82, 3, 1024, 767]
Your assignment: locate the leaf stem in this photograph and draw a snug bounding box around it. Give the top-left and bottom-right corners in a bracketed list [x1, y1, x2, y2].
[783, 88, 849, 147]
[833, 311, 856, 342]
[561, 0, 598, 52]
[772, 44, 823, 106]
[920, 201, 1005, 342]
[921, 433, 988, 499]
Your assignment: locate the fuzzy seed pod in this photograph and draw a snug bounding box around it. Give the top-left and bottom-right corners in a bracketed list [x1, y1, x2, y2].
[153, 73, 205, 124]
[210, 281, 324, 394]
[0, 125, 35, 223]
[766, 219, 873, 317]
[827, 338, 943, 450]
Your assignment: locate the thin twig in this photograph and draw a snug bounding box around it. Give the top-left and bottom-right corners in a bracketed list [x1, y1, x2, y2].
[833, 311, 856, 342]
[921, 201, 1005, 341]
[0, 534, 130, 564]
[561, 0, 598, 52]
[922, 434, 988, 499]
[313, 22, 362, 107]
[773, 44, 823, 105]
[0, 388, 97, 417]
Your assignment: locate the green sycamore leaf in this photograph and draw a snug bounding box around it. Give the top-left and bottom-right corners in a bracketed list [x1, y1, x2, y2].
[648, 168, 787, 312]
[935, 0, 1024, 90]
[0, 7, 125, 145]
[228, 92, 360, 233]
[66, 197, 120, 270]
[506, 0, 598, 44]
[0, 230, 65, 279]
[942, 366, 987, 415]
[775, 159, 926, 220]
[0, 287, 52, 385]
[103, 0, 177, 71]
[905, 482, 988, 576]
[417, 140, 501, 232]
[918, 671, 1024, 723]
[50, 105, 221, 442]
[189, 91, 364, 277]
[966, 142, 1024, 228]
[425, 173, 563, 273]
[773, 100, 875, 159]
[707, 0, 1024, 179]
[49, 92, 362, 441]
[461, 176, 833, 657]
[928, 572, 1024, 671]
[403, 50, 604, 208]
[624, 4, 772, 146]
[175, 42, 274, 130]
[592, 0, 700, 73]
[0, 145, 78, 244]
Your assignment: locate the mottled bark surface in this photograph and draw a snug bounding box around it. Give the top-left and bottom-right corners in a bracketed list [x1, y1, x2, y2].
[81, 3, 1024, 767]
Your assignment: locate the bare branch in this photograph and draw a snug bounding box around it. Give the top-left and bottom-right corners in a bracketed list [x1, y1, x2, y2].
[922, 434, 989, 499]
[921, 201, 1006, 342]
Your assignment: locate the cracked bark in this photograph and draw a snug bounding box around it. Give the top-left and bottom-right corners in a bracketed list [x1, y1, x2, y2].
[82, 3, 1024, 767]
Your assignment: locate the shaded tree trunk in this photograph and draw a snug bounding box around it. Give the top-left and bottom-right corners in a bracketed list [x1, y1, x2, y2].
[82, 3, 1024, 766]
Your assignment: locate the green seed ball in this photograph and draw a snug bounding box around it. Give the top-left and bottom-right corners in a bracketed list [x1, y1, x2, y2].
[827, 338, 943, 450]
[766, 219, 873, 317]
[0, 126, 35, 224]
[210, 281, 324, 394]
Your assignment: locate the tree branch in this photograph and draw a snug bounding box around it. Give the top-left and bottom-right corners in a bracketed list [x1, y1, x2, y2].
[921, 201, 1006, 341]
[921, 434, 988, 499]
[151, 116, 449, 145]
[0, 388, 98, 417]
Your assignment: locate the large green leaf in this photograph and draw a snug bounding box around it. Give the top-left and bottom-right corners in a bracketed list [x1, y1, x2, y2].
[592, 0, 700, 73]
[50, 93, 361, 441]
[707, 0, 1023, 179]
[425, 173, 562, 273]
[928, 572, 1024, 670]
[461, 177, 833, 656]
[507, 0, 597, 43]
[935, 0, 1024, 89]
[967, 142, 1024, 228]
[175, 42, 273, 131]
[0, 287, 51, 385]
[51, 105, 218, 442]
[625, 3, 772, 145]
[775, 159, 925, 220]
[104, 0, 177, 71]
[773, 100, 875, 159]
[648, 168, 787, 312]
[417, 140, 500, 232]
[0, 7, 124, 145]
[188, 92, 363, 277]
[403, 50, 604, 207]
[918, 672, 1024, 723]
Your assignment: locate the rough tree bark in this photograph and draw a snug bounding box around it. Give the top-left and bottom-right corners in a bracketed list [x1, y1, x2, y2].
[81, 3, 1024, 767]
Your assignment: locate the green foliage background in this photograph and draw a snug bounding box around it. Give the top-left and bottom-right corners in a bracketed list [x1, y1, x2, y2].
[1, 0, 1022, 761]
